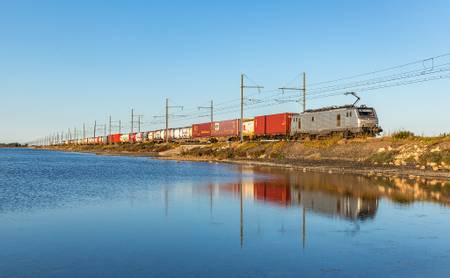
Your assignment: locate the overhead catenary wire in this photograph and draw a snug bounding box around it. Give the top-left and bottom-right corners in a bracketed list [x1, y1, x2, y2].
[32, 53, 450, 145]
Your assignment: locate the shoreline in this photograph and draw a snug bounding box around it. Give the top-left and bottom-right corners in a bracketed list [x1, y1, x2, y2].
[37, 147, 450, 181]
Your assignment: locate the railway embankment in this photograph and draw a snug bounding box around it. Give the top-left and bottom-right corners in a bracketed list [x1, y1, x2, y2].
[41, 134, 450, 179]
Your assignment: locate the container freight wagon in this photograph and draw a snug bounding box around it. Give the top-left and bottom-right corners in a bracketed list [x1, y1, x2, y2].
[242, 119, 255, 138]
[136, 132, 148, 143]
[95, 136, 107, 144]
[120, 134, 130, 143]
[108, 134, 121, 144]
[173, 127, 192, 140]
[167, 129, 175, 141]
[128, 133, 137, 143]
[254, 113, 297, 138]
[154, 130, 163, 141]
[192, 123, 212, 139]
[154, 129, 170, 141]
[211, 119, 239, 139]
[147, 131, 155, 141]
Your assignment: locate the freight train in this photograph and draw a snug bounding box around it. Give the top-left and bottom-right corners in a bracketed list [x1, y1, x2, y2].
[61, 104, 381, 145]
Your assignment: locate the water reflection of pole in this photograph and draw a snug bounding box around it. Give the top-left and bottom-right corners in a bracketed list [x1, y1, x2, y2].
[240, 183, 244, 249]
[302, 206, 306, 250]
[209, 184, 213, 216]
[164, 187, 169, 217]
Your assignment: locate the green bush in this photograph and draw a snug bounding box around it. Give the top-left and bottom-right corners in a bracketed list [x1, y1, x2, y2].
[367, 150, 399, 164]
[419, 150, 450, 165]
[391, 130, 415, 140]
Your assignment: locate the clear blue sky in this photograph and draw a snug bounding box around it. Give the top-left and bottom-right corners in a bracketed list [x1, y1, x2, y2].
[1, 0, 450, 143]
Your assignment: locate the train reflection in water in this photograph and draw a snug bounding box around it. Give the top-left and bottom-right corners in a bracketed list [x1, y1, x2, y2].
[191, 165, 450, 248]
[214, 167, 379, 222]
[195, 167, 379, 249]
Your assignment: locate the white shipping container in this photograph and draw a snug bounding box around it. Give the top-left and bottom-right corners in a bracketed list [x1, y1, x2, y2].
[147, 131, 154, 141]
[181, 127, 192, 139]
[173, 128, 182, 139]
[120, 134, 130, 143]
[154, 130, 162, 140]
[136, 132, 144, 142]
[243, 120, 254, 136]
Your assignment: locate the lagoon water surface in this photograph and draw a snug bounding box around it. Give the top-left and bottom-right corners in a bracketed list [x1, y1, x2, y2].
[1, 148, 450, 277]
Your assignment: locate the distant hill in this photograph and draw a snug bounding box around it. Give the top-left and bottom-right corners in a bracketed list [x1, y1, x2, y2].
[0, 143, 27, 148]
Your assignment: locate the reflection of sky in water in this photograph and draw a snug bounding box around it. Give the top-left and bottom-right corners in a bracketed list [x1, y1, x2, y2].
[1, 148, 450, 277]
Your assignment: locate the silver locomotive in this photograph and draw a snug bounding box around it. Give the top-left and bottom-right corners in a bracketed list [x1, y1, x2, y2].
[291, 104, 382, 138]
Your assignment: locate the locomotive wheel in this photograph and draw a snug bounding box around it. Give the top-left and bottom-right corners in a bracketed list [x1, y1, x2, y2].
[343, 130, 353, 139]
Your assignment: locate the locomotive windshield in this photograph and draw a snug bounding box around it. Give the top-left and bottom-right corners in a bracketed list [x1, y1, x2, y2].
[357, 108, 375, 117]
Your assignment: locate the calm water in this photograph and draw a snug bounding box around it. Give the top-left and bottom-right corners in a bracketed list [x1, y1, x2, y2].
[1, 148, 450, 277]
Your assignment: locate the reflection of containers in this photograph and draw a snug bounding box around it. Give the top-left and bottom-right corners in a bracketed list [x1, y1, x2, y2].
[211, 119, 239, 138]
[192, 123, 212, 138]
[255, 113, 297, 137]
[108, 133, 121, 144]
[242, 181, 255, 199]
[301, 192, 378, 221]
[253, 181, 291, 206]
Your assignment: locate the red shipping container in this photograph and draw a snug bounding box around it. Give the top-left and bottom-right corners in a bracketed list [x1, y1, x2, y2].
[129, 133, 137, 143]
[254, 112, 296, 136]
[211, 119, 239, 138]
[192, 123, 212, 138]
[108, 133, 121, 144]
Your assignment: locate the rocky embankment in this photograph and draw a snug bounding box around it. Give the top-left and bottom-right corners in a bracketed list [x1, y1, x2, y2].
[41, 135, 450, 179]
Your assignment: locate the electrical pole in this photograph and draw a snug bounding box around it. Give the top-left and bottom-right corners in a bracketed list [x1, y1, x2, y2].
[211, 100, 213, 123]
[138, 115, 141, 133]
[240, 74, 244, 142]
[198, 100, 214, 130]
[303, 72, 307, 112]
[240, 74, 264, 142]
[109, 116, 112, 136]
[165, 98, 168, 142]
[279, 72, 307, 113]
[162, 98, 183, 143]
[131, 108, 134, 133]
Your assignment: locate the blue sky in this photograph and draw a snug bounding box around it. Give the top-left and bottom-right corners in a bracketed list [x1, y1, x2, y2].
[1, 1, 450, 142]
